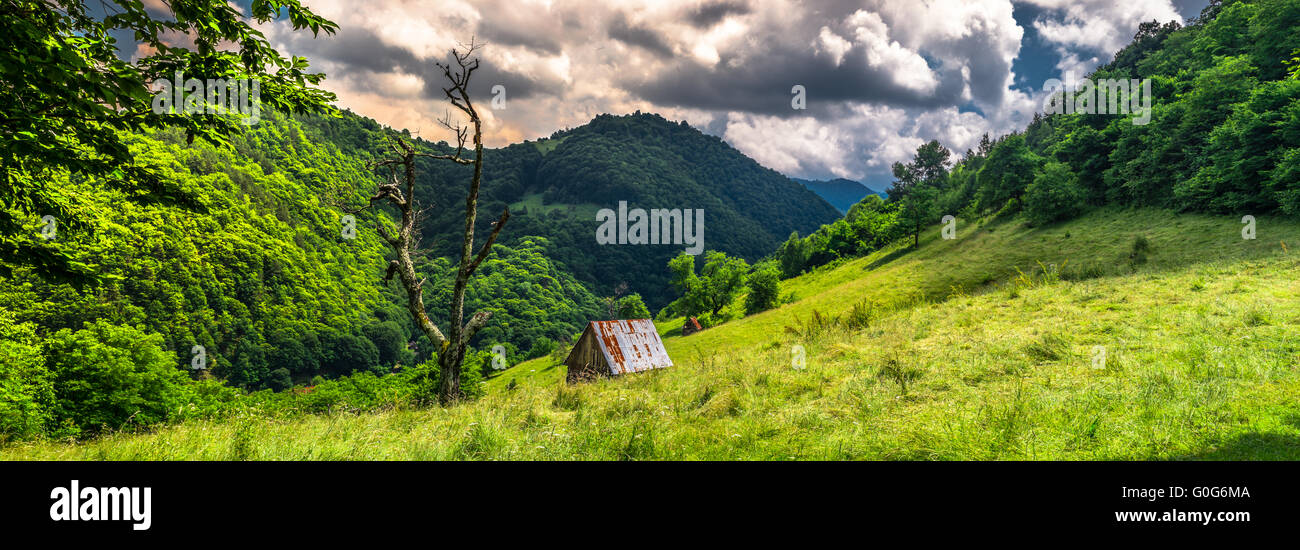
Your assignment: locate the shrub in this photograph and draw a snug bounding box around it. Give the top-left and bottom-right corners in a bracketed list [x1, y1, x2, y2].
[876, 357, 922, 396]
[526, 337, 557, 360]
[1129, 235, 1152, 266]
[1024, 162, 1085, 226]
[364, 321, 410, 368]
[616, 293, 652, 319]
[266, 368, 293, 392]
[45, 320, 190, 434]
[0, 312, 54, 441]
[744, 264, 780, 315]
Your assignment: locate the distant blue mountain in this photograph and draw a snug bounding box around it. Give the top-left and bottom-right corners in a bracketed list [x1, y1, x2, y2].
[791, 177, 889, 214]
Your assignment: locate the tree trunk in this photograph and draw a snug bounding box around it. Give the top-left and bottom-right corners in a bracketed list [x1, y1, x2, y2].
[354, 41, 508, 406]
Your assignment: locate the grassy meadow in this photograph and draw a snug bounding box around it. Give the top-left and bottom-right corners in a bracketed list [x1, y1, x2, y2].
[5, 208, 1300, 460]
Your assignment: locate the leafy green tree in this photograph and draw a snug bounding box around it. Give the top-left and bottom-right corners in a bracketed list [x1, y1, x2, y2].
[889, 140, 950, 248]
[616, 293, 652, 319]
[776, 231, 810, 278]
[266, 368, 293, 392]
[976, 135, 1039, 212]
[2, 0, 338, 280]
[526, 337, 557, 360]
[364, 321, 410, 368]
[1051, 125, 1113, 205]
[744, 264, 780, 315]
[322, 333, 381, 377]
[266, 332, 316, 378]
[1273, 148, 1300, 215]
[1024, 162, 1086, 225]
[46, 320, 189, 434]
[667, 251, 749, 316]
[222, 338, 269, 389]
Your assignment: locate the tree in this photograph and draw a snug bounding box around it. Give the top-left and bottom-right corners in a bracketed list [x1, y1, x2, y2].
[976, 135, 1039, 211]
[1, 0, 338, 281]
[889, 140, 950, 248]
[602, 281, 629, 320]
[322, 333, 380, 377]
[364, 321, 409, 368]
[266, 368, 293, 392]
[354, 41, 509, 404]
[46, 320, 189, 434]
[775, 231, 810, 278]
[616, 293, 652, 319]
[667, 251, 748, 316]
[744, 264, 780, 314]
[1023, 162, 1085, 225]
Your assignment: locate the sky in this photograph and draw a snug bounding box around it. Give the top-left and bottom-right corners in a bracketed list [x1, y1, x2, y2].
[235, 0, 1211, 185]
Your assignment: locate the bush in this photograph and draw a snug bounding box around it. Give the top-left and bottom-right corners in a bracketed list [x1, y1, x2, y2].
[45, 320, 190, 434]
[322, 332, 381, 377]
[364, 321, 411, 368]
[744, 264, 780, 314]
[266, 368, 293, 392]
[1129, 235, 1152, 266]
[616, 293, 652, 319]
[526, 337, 557, 360]
[1023, 162, 1085, 225]
[0, 312, 54, 441]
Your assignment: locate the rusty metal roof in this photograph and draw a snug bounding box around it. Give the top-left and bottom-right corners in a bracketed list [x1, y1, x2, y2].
[589, 319, 673, 375]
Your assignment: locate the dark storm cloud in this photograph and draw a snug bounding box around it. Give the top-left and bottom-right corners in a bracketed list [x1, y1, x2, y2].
[687, 0, 752, 28]
[608, 14, 674, 58]
[477, 9, 565, 55]
[627, 45, 963, 117]
[460, 63, 555, 103]
[272, 25, 552, 101]
[304, 27, 421, 74]
[478, 24, 564, 55]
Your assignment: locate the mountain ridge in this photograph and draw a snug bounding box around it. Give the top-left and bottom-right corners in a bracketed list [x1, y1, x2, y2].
[792, 177, 888, 213]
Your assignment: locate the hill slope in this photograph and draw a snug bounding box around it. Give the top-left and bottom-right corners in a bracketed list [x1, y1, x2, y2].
[308, 112, 843, 308]
[11, 208, 1299, 459]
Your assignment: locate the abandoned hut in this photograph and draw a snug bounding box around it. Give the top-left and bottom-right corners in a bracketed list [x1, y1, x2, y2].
[682, 316, 702, 336]
[564, 319, 673, 383]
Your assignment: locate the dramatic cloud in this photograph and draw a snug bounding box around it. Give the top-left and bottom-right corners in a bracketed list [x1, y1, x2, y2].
[1019, 0, 1183, 75]
[253, 0, 1200, 182]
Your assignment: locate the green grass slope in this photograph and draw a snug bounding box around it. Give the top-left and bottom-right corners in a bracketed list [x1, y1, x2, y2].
[7, 208, 1300, 460]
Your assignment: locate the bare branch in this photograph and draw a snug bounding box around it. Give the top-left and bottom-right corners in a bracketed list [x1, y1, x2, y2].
[461, 310, 493, 345]
[464, 207, 510, 278]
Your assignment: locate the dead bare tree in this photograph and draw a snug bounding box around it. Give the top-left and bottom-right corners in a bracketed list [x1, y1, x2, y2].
[352, 39, 508, 404]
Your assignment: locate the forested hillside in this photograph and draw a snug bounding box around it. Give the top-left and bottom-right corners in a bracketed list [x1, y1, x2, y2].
[0, 102, 837, 437]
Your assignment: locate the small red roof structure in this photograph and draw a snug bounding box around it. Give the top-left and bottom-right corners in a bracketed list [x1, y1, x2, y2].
[564, 319, 673, 383]
[682, 316, 702, 336]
